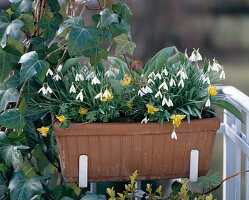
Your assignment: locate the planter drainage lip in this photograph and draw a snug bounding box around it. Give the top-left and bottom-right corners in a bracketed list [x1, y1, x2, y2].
[53, 117, 220, 136]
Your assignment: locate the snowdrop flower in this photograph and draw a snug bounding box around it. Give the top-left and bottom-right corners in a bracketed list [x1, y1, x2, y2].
[166, 98, 173, 107]
[212, 59, 222, 72]
[155, 90, 162, 98]
[105, 69, 115, 77]
[91, 76, 100, 85]
[203, 77, 210, 84]
[103, 89, 112, 98]
[138, 87, 146, 97]
[69, 84, 76, 93]
[154, 73, 162, 80]
[141, 116, 149, 124]
[76, 90, 84, 102]
[185, 49, 189, 59]
[220, 70, 225, 79]
[148, 79, 155, 84]
[148, 72, 155, 79]
[161, 68, 168, 76]
[57, 64, 62, 72]
[86, 72, 94, 80]
[95, 92, 103, 100]
[75, 73, 84, 81]
[207, 61, 212, 72]
[47, 86, 52, 94]
[46, 69, 53, 76]
[189, 49, 202, 62]
[171, 131, 177, 140]
[177, 70, 188, 80]
[159, 81, 168, 90]
[178, 79, 184, 88]
[53, 74, 61, 81]
[38, 86, 47, 95]
[170, 78, 176, 87]
[145, 86, 153, 93]
[205, 98, 211, 107]
[162, 97, 167, 106]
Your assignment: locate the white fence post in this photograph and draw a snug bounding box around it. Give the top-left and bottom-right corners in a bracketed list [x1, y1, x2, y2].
[223, 109, 235, 200]
[245, 112, 249, 200]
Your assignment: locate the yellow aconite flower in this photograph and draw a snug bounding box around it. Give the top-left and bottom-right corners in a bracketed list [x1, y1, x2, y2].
[101, 90, 113, 102]
[37, 126, 49, 137]
[170, 115, 186, 128]
[120, 74, 131, 87]
[78, 106, 88, 114]
[207, 84, 217, 96]
[56, 115, 66, 122]
[146, 104, 159, 114]
[127, 103, 134, 108]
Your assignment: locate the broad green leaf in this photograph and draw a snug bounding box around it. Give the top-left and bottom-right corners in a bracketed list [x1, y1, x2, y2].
[213, 99, 244, 123]
[19, 13, 34, 33]
[52, 184, 75, 200]
[62, 56, 84, 74]
[0, 173, 4, 185]
[47, 0, 60, 12]
[90, 48, 108, 66]
[114, 33, 136, 56]
[0, 48, 19, 82]
[110, 80, 122, 95]
[19, 51, 50, 82]
[57, 16, 84, 35]
[37, 13, 63, 44]
[0, 132, 28, 167]
[47, 42, 66, 65]
[108, 19, 131, 38]
[0, 10, 24, 48]
[100, 8, 119, 28]
[10, 0, 33, 17]
[0, 109, 26, 134]
[29, 36, 47, 51]
[0, 84, 19, 112]
[8, 167, 44, 200]
[4, 37, 25, 57]
[5, 70, 21, 87]
[112, 3, 132, 19]
[68, 17, 103, 57]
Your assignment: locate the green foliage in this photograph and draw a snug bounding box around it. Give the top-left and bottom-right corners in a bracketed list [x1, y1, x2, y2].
[198, 171, 221, 190]
[0, 84, 19, 112]
[100, 9, 119, 28]
[114, 33, 136, 56]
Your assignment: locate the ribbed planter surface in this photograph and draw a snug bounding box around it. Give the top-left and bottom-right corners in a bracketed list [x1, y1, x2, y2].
[53, 117, 220, 182]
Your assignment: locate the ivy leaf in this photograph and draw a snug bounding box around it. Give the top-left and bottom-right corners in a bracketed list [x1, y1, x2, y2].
[57, 16, 83, 35]
[0, 10, 24, 48]
[8, 167, 44, 200]
[19, 51, 50, 82]
[112, 3, 132, 19]
[0, 84, 19, 112]
[10, 0, 33, 17]
[114, 33, 136, 56]
[37, 13, 63, 44]
[4, 37, 25, 57]
[0, 132, 29, 167]
[90, 48, 108, 66]
[19, 13, 34, 34]
[0, 173, 4, 185]
[100, 8, 119, 28]
[68, 17, 103, 57]
[47, 0, 60, 12]
[0, 109, 26, 134]
[0, 48, 19, 83]
[108, 19, 131, 38]
[29, 36, 47, 51]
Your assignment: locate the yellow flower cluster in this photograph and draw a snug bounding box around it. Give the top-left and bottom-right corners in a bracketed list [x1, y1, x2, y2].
[170, 115, 186, 128]
[37, 126, 49, 137]
[120, 74, 131, 87]
[127, 103, 133, 108]
[56, 116, 66, 122]
[146, 104, 159, 114]
[101, 90, 114, 102]
[207, 84, 217, 96]
[78, 106, 88, 114]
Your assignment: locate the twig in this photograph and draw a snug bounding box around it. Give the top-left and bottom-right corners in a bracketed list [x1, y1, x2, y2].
[44, 44, 68, 61]
[15, 80, 28, 108]
[27, 153, 41, 176]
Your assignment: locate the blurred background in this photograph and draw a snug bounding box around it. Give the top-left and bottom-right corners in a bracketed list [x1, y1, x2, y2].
[1, 0, 249, 199]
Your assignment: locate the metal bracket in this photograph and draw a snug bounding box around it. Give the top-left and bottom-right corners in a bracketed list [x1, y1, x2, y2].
[189, 150, 199, 182]
[79, 155, 88, 188]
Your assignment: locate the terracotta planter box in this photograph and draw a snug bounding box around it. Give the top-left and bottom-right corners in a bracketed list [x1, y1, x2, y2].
[53, 117, 220, 182]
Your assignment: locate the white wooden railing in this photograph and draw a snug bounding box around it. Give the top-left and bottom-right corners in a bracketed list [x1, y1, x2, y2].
[217, 86, 249, 200]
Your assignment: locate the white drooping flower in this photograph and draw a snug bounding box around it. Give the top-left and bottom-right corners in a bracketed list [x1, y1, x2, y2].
[203, 77, 210, 84]
[103, 89, 111, 98]
[105, 69, 115, 77]
[207, 61, 212, 72]
[75, 73, 84, 81]
[141, 116, 149, 124]
[161, 68, 168, 76]
[76, 91, 84, 102]
[178, 79, 184, 88]
[53, 74, 61, 81]
[57, 64, 62, 72]
[46, 86, 52, 94]
[166, 98, 173, 107]
[144, 86, 153, 93]
[38, 86, 47, 95]
[154, 73, 162, 80]
[148, 72, 155, 79]
[205, 98, 211, 107]
[95, 92, 103, 100]
[155, 90, 162, 98]
[189, 49, 202, 62]
[212, 59, 222, 72]
[159, 81, 168, 90]
[86, 72, 94, 80]
[220, 70, 226, 79]
[46, 69, 53, 76]
[170, 78, 176, 87]
[171, 131, 177, 140]
[138, 87, 145, 97]
[162, 97, 167, 106]
[91, 76, 100, 85]
[177, 70, 188, 80]
[69, 84, 76, 93]
[148, 79, 155, 84]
